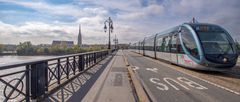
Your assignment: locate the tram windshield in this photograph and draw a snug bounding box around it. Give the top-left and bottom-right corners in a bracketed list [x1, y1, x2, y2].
[194, 25, 234, 55]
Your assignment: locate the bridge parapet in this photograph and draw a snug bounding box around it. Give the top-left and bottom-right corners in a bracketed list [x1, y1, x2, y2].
[0, 49, 115, 102]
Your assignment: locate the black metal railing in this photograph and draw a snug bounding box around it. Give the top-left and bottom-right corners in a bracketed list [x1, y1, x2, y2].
[0, 49, 115, 102]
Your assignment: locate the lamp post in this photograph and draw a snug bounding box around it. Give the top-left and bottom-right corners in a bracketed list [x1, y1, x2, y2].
[104, 17, 113, 49]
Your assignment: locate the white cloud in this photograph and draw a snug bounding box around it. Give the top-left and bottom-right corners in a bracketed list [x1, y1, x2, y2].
[0, 0, 108, 18]
[0, 21, 77, 44]
[0, 0, 239, 45]
[117, 4, 164, 21]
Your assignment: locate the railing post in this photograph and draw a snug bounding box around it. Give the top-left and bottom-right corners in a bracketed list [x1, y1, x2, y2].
[66, 57, 69, 79]
[94, 52, 97, 63]
[89, 54, 91, 66]
[57, 59, 61, 84]
[91, 53, 93, 65]
[73, 56, 76, 75]
[31, 61, 48, 100]
[86, 54, 88, 68]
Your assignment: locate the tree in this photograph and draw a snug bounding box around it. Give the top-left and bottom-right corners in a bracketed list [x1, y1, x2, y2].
[17, 41, 35, 55]
[43, 48, 49, 54]
[72, 45, 81, 53]
[36, 47, 45, 55]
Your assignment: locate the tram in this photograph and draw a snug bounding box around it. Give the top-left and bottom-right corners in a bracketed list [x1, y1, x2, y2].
[131, 22, 238, 70]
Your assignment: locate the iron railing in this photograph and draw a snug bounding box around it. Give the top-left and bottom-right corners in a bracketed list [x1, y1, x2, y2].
[0, 49, 115, 102]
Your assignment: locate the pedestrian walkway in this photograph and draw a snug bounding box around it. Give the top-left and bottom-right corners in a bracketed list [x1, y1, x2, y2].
[44, 52, 114, 102]
[82, 51, 136, 102]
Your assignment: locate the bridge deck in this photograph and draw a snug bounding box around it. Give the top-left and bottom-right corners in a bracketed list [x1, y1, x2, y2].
[44, 50, 240, 102]
[83, 50, 135, 102]
[124, 50, 240, 102]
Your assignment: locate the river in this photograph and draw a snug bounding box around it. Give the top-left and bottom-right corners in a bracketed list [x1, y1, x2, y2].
[0, 55, 54, 65]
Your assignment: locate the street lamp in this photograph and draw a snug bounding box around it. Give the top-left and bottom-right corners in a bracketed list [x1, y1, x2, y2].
[104, 17, 113, 49]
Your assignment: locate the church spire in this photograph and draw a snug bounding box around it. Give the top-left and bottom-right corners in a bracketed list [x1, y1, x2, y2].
[77, 24, 82, 47]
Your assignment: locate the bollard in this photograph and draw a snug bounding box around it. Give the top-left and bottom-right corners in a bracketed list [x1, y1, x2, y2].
[31, 61, 48, 100]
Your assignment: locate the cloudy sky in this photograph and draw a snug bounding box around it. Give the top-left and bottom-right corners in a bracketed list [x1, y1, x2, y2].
[0, 0, 239, 45]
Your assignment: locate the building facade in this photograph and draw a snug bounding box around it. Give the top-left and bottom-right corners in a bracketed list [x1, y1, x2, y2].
[52, 40, 74, 48]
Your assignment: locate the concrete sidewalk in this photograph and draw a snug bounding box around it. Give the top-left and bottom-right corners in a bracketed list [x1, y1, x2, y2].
[82, 51, 136, 102]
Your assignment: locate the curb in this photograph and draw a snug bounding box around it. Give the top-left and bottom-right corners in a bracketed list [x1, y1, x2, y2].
[122, 50, 150, 102]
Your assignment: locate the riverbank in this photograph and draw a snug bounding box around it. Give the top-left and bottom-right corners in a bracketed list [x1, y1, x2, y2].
[0, 53, 17, 56]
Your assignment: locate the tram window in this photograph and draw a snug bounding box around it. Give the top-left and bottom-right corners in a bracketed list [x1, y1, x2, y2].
[161, 37, 166, 52]
[144, 38, 154, 51]
[165, 36, 171, 52]
[181, 27, 199, 59]
[156, 37, 163, 52]
[171, 34, 178, 53]
[176, 36, 184, 54]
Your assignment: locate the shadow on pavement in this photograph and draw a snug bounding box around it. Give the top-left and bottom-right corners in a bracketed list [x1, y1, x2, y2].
[44, 54, 114, 102]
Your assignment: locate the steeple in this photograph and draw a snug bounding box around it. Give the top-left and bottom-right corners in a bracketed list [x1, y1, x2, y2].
[77, 24, 82, 47]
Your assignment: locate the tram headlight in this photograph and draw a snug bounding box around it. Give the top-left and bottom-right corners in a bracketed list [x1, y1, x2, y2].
[223, 58, 228, 63]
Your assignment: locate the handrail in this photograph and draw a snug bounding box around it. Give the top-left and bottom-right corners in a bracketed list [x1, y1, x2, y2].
[0, 50, 109, 70]
[0, 49, 116, 102]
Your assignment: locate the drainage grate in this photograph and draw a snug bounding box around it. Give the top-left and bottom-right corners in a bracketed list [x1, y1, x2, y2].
[113, 73, 123, 86]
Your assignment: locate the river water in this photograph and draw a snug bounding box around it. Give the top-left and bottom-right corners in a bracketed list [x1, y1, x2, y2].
[0, 55, 54, 65]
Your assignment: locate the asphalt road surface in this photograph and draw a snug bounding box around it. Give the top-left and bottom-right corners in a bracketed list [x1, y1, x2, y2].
[124, 50, 240, 102]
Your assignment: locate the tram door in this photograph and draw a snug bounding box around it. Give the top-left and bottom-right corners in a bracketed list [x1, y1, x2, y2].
[170, 34, 178, 64]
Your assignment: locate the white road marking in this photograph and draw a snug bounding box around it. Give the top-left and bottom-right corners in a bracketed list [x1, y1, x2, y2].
[150, 77, 207, 91]
[183, 74, 240, 95]
[163, 78, 189, 90]
[156, 61, 240, 95]
[146, 68, 158, 73]
[132, 66, 139, 70]
[178, 77, 207, 90]
[150, 78, 169, 91]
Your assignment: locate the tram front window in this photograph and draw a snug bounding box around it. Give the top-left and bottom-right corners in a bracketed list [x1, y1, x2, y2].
[197, 32, 234, 55]
[181, 27, 200, 59]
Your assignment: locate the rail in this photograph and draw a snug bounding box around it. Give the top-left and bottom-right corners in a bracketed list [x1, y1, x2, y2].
[0, 49, 116, 102]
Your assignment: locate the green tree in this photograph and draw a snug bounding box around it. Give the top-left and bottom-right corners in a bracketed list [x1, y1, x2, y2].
[44, 48, 49, 54]
[36, 47, 45, 55]
[17, 41, 35, 55]
[49, 45, 67, 55]
[72, 45, 81, 53]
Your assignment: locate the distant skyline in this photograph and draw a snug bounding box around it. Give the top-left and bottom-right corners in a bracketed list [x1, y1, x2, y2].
[0, 0, 240, 44]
